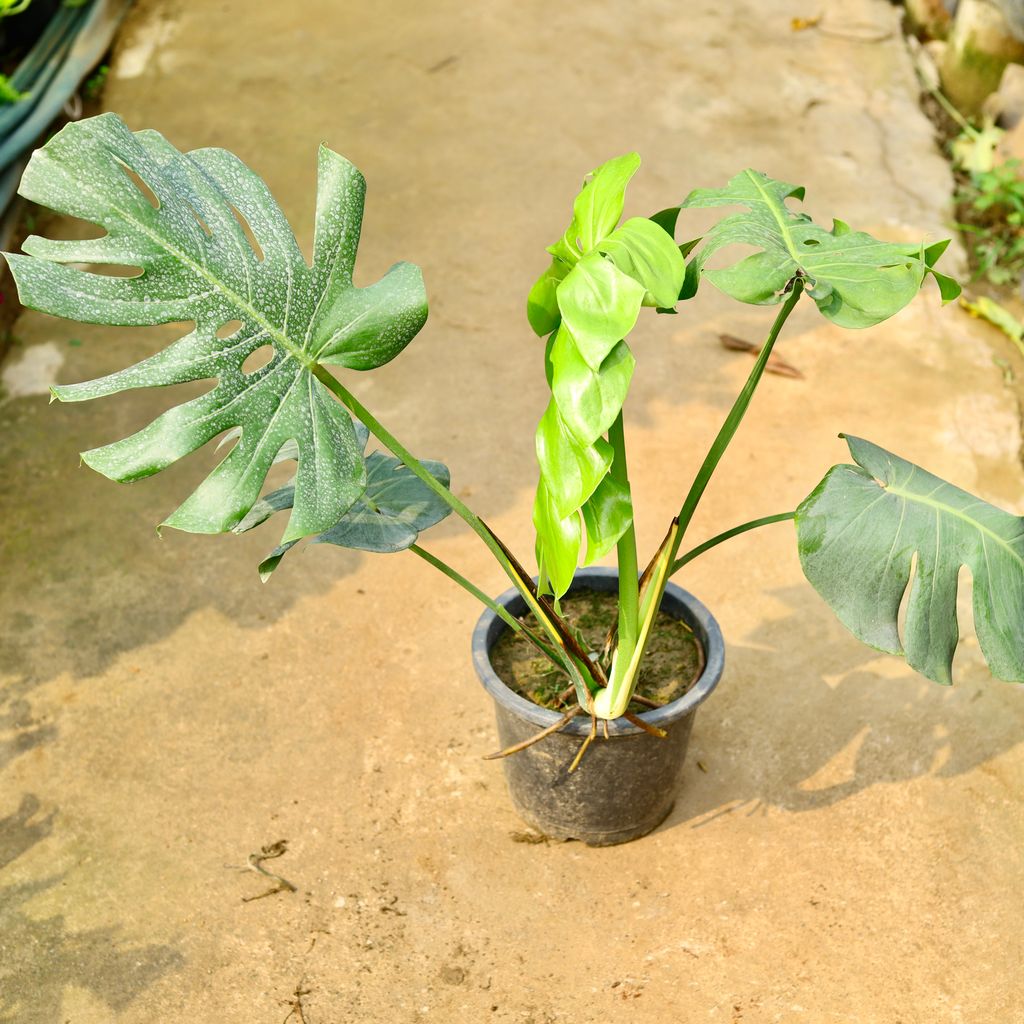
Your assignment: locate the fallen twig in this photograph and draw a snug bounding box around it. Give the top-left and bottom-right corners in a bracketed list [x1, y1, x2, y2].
[237, 839, 298, 903]
[719, 334, 804, 378]
[281, 978, 312, 1024]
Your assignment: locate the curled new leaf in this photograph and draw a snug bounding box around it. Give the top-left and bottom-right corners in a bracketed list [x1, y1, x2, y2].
[5, 113, 427, 542]
[797, 435, 1024, 685]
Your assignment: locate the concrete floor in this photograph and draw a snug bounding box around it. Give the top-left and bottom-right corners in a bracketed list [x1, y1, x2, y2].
[2, 1, 1023, 1021]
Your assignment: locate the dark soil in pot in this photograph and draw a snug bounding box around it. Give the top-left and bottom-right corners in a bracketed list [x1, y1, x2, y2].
[490, 588, 704, 713]
[472, 568, 724, 847]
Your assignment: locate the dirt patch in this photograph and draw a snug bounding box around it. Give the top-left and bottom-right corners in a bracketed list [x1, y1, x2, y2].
[489, 589, 703, 712]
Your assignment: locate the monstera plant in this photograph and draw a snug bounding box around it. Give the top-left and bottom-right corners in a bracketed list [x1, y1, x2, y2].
[7, 114, 1022, 777]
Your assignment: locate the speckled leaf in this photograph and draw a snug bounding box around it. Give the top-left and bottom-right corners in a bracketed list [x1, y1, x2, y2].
[797, 435, 1024, 685]
[4, 113, 427, 541]
[682, 169, 959, 326]
[235, 437, 451, 579]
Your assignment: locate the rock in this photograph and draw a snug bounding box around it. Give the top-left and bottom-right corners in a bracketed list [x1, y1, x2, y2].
[982, 57, 1024, 124]
[905, 0, 954, 39]
[996, 112, 1024, 159]
[941, 0, 1024, 115]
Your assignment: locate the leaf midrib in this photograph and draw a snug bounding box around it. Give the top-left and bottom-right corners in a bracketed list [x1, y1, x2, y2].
[885, 481, 1024, 569]
[84, 177, 314, 371]
[745, 169, 802, 267]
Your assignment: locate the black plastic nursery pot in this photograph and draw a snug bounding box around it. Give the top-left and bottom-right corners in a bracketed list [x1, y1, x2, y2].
[472, 567, 724, 846]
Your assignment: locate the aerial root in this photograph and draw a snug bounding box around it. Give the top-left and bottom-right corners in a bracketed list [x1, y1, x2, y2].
[483, 706, 583, 760]
[623, 711, 668, 739]
[568, 711, 598, 773]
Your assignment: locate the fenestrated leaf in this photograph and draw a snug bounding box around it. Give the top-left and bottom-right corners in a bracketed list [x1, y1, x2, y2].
[5, 113, 427, 542]
[236, 443, 451, 579]
[596, 216, 686, 308]
[556, 251, 645, 369]
[796, 435, 1024, 685]
[682, 169, 959, 327]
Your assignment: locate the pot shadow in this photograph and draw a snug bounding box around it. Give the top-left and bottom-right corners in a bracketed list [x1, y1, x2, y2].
[0, 795, 184, 1023]
[660, 585, 1024, 831]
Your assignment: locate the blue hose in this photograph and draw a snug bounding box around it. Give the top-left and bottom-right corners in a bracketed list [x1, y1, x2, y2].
[0, 0, 131, 216]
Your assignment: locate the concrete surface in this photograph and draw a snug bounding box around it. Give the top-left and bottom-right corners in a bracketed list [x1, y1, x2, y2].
[2, 1, 1023, 1021]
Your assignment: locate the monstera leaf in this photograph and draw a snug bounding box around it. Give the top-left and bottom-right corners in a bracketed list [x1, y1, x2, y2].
[234, 422, 451, 579]
[4, 113, 427, 543]
[797, 435, 1024, 685]
[681, 169, 960, 326]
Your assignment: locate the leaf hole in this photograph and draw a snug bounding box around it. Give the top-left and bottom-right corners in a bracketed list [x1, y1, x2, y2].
[230, 205, 265, 261]
[85, 263, 144, 279]
[118, 162, 160, 210]
[216, 319, 244, 340]
[186, 202, 212, 237]
[241, 344, 274, 375]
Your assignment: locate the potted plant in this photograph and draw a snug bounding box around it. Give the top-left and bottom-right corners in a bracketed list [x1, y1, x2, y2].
[7, 113, 1021, 845]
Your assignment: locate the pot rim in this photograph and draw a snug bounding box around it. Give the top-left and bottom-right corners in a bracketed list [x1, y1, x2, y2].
[471, 566, 724, 737]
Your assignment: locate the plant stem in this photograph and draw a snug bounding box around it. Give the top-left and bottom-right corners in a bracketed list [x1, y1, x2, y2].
[311, 365, 596, 694]
[408, 543, 562, 666]
[669, 511, 796, 576]
[668, 276, 804, 566]
[607, 411, 639, 653]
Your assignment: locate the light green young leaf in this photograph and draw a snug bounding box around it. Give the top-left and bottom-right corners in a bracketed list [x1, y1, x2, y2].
[556, 251, 645, 369]
[796, 435, 1024, 685]
[533, 479, 582, 599]
[571, 152, 641, 253]
[526, 257, 570, 337]
[549, 328, 635, 446]
[683, 169, 958, 327]
[5, 113, 427, 542]
[596, 216, 686, 307]
[535, 400, 613, 519]
[581, 475, 632, 565]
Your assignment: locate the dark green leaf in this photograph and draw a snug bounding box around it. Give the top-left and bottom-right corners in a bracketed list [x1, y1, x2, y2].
[6, 114, 427, 543]
[796, 435, 1024, 685]
[236, 443, 451, 578]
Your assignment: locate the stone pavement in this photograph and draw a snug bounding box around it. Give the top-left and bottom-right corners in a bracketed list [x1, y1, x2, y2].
[1, 1, 1022, 1021]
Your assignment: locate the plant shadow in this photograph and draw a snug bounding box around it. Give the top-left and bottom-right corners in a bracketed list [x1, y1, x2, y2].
[661, 585, 1023, 830]
[0, 794, 184, 1023]
[0, 360, 373, 771]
